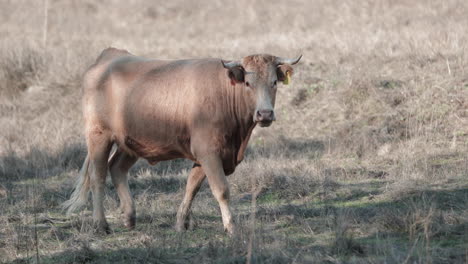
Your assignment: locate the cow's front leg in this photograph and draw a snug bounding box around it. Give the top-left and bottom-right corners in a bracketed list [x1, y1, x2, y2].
[199, 154, 234, 234]
[176, 163, 206, 231]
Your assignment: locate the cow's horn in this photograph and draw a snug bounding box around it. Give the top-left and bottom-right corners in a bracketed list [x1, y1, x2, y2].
[222, 60, 242, 68]
[276, 55, 302, 65]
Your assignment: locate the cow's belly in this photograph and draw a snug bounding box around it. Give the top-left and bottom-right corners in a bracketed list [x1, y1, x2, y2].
[113, 94, 195, 163]
[113, 132, 195, 164]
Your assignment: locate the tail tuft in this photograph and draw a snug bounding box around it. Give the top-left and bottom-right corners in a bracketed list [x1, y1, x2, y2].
[62, 155, 91, 215]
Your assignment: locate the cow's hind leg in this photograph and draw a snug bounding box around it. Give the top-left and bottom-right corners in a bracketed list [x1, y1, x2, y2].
[109, 148, 138, 229]
[87, 130, 113, 233]
[176, 163, 206, 231]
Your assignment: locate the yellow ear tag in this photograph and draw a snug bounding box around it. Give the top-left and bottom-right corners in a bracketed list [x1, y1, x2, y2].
[283, 71, 291, 85]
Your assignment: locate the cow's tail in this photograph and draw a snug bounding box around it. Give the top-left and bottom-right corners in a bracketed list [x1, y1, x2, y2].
[62, 154, 91, 215]
[62, 144, 119, 215]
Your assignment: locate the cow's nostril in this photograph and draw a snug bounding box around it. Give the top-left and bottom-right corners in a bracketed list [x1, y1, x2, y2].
[255, 109, 274, 124]
[257, 110, 273, 120]
[260, 110, 272, 116]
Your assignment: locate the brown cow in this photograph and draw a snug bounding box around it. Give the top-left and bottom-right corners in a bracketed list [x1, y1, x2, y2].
[63, 47, 301, 234]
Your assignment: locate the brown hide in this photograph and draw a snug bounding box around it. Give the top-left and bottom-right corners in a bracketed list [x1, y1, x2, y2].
[83, 48, 257, 175]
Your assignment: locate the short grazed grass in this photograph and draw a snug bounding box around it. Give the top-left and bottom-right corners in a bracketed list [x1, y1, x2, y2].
[1, 0, 468, 263]
[1, 155, 466, 263]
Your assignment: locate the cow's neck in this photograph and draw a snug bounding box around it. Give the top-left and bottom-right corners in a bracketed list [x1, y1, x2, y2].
[220, 82, 257, 163]
[222, 82, 256, 134]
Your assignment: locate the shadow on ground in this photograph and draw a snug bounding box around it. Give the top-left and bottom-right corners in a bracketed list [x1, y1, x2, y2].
[12, 242, 292, 264]
[0, 143, 86, 182]
[256, 185, 467, 223]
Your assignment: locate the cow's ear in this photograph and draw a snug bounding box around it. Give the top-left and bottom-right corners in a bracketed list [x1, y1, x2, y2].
[227, 66, 245, 84]
[277, 64, 294, 84]
[222, 60, 245, 85]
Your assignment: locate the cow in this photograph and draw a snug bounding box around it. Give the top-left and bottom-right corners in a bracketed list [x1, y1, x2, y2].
[63, 47, 302, 234]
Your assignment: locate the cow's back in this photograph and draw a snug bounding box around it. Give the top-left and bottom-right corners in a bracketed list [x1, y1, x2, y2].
[82, 48, 171, 130]
[83, 49, 226, 163]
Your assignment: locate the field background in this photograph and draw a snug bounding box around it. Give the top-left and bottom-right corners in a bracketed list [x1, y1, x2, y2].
[0, 0, 467, 263]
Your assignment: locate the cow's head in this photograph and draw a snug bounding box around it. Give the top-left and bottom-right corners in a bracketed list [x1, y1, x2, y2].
[222, 54, 302, 127]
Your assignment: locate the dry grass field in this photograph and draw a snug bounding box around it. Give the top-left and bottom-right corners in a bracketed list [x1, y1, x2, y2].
[1, 0, 467, 263]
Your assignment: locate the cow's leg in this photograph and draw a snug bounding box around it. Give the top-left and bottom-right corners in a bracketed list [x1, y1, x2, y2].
[199, 155, 234, 234]
[175, 163, 206, 231]
[87, 131, 112, 233]
[109, 149, 138, 229]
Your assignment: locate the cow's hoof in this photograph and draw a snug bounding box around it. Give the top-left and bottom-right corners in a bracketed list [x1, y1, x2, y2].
[224, 223, 235, 236]
[124, 216, 136, 230]
[175, 221, 189, 232]
[175, 224, 185, 232]
[93, 221, 111, 235]
[175, 215, 191, 232]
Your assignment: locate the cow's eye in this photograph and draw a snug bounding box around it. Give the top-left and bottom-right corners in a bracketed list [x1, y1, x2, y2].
[245, 81, 250, 87]
[273, 80, 277, 86]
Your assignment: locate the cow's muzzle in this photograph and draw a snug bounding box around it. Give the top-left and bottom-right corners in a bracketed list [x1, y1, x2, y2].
[255, 109, 275, 127]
